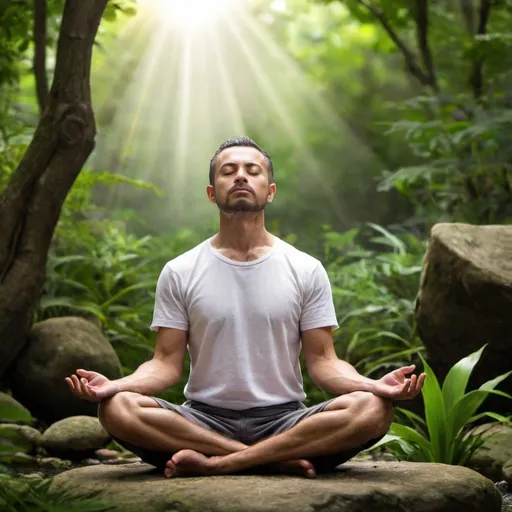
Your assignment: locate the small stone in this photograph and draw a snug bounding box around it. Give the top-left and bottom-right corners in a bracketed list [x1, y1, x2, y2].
[39, 457, 72, 470]
[95, 448, 118, 461]
[21, 472, 45, 481]
[10, 452, 36, 464]
[102, 457, 142, 465]
[42, 416, 110, 459]
[83, 458, 101, 465]
[10, 452, 39, 472]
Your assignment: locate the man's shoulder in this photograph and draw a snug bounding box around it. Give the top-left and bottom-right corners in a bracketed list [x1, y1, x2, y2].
[275, 236, 322, 271]
[163, 238, 211, 274]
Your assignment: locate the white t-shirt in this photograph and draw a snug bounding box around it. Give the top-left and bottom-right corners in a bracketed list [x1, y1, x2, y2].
[150, 235, 339, 410]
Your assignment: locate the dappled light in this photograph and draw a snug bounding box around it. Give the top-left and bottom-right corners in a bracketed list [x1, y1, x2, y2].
[2, 0, 512, 509]
[90, 0, 382, 229]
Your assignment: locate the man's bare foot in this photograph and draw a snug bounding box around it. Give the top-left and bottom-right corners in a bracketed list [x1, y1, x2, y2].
[164, 449, 220, 478]
[271, 459, 316, 479]
[163, 450, 316, 479]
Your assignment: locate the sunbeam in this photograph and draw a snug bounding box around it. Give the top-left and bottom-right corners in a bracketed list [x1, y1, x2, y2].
[90, 0, 385, 230]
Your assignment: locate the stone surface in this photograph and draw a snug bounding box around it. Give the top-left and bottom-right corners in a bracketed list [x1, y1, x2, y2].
[42, 416, 110, 460]
[51, 460, 502, 512]
[0, 424, 42, 453]
[9, 316, 122, 424]
[415, 223, 512, 414]
[468, 424, 512, 482]
[503, 460, 512, 486]
[95, 448, 118, 461]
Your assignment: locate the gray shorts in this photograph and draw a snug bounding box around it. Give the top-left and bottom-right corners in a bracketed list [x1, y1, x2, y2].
[111, 397, 382, 473]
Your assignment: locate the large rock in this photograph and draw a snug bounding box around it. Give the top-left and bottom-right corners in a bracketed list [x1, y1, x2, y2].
[42, 416, 110, 460]
[50, 460, 501, 512]
[9, 317, 122, 424]
[468, 423, 512, 484]
[416, 223, 512, 414]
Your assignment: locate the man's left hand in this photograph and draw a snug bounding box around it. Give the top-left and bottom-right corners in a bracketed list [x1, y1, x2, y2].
[372, 364, 426, 400]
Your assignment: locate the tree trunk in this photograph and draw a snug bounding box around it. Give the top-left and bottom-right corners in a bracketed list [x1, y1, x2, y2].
[0, 0, 108, 383]
[34, 0, 49, 113]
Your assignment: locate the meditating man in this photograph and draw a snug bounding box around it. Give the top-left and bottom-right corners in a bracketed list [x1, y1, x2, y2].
[66, 136, 425, 479]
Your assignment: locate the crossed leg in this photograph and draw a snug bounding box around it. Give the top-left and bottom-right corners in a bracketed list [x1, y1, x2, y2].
[99, 391, 393, 478]
[98, 393, 316, 478]
[163, 391, 393, 477]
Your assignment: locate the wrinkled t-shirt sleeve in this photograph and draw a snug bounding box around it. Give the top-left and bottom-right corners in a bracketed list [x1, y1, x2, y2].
[150, 264, 188, 332]
[299, 262, 339, 332]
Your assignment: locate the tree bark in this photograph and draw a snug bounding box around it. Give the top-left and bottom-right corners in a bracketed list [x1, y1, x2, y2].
[358, 0, 434, 90]
[0, 0, 108, 382]
[414, 0, 439, 92]
[469, 0, 492, 100]
[34, 0, 49, 113]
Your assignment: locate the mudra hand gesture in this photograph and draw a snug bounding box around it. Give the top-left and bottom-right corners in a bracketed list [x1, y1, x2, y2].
[373, 364, 426, 400]
[65, 369, 120, 402]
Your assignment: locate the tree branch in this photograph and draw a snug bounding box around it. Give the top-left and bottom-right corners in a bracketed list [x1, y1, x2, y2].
[414, 0, 439, 92]
[358, 0, 433, 90]
[34, 0, 49, 113]
[469, 0, 493, 100]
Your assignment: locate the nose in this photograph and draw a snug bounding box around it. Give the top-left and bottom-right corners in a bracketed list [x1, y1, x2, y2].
[234, 169, 248, 184]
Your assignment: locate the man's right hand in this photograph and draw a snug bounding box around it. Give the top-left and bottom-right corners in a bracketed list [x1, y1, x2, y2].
[65, 369, 120, 402]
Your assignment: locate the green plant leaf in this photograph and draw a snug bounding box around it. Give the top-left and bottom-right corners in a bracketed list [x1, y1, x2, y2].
[420, 355, 448, 462]
[390, 422, 434, 461]
[442, 344, 486, 415]
[450, 388, 512, 439]
[0, 404, 32, 423]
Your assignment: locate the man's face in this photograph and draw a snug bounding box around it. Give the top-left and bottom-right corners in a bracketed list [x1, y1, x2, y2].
[207, 146, 276, 213]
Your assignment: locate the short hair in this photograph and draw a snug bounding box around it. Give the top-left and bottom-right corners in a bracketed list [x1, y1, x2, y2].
[209, 136, 274, 185]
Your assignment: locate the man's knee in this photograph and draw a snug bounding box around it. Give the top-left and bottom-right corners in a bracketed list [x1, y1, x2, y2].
[98, 391, 142, 432]
[344, 391, 394, 438]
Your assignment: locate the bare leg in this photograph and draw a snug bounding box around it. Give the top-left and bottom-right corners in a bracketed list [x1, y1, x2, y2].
[164, 391, 393, 477]
[98, 392, 315, 477]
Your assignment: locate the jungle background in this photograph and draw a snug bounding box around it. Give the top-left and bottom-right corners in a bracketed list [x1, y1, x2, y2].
[1, 0, 512, 425]
[2, 0, 512, 404]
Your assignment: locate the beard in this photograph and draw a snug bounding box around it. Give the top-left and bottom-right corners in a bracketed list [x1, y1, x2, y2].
[215, 191, 268, 214]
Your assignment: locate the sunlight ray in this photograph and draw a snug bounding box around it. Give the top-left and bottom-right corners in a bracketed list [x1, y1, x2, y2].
[208, 22, 246, 138]
[225, 8, 347, 221]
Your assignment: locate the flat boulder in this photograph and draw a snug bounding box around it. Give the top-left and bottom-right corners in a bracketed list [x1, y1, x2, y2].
[51, 460, 502, 512]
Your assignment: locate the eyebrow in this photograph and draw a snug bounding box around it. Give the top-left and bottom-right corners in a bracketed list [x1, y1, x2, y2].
[219, 161, 262, 171]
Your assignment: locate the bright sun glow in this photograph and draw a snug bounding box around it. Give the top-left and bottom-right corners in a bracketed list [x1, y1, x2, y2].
[159, 0, 231, 28]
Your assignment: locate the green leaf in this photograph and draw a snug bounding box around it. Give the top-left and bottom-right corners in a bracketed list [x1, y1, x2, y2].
[450, 388, 512, 439]
[420, 355, 448, 462]
[442, 344, 486, 415]
[0, 404, 32, 423]
[390, 423, 434, 461]
[361, 434, 401, 451]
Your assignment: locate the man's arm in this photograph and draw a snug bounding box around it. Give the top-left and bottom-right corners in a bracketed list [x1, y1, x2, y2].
[301, 327, 376, 395]
[301, 327, 425, 400]
[114, 327, 188, 395]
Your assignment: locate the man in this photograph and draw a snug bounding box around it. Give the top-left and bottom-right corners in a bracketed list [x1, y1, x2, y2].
[66, 136, 425, 479]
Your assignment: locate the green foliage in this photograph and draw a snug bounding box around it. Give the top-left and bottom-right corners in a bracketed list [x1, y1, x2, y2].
[302, 223, 426, 404]
[36, 168, 210, 375]
[0, 475, 113, 512]
[325, 224, 425, 376]
[378, 95, 512, 224]
[374, 345, 512, 465]
[0, 404, 112, 512]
